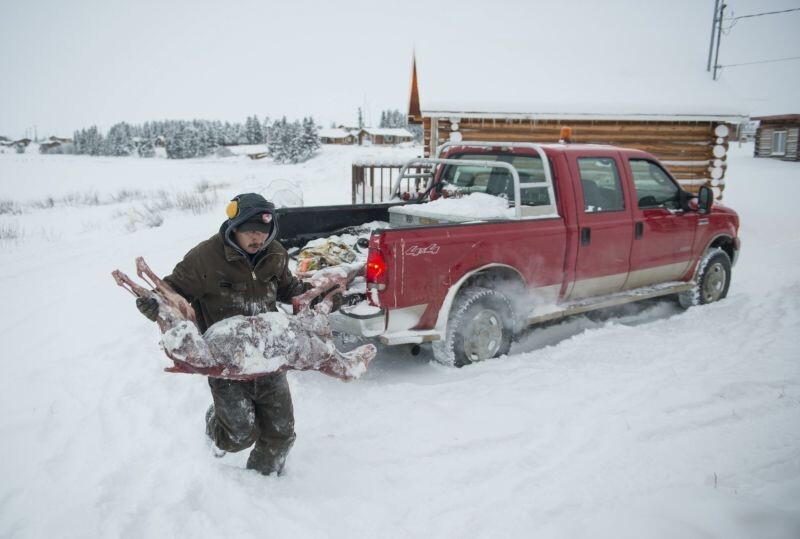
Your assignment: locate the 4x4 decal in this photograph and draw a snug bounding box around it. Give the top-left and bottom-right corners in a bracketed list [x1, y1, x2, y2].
[405, 244, 440, 256]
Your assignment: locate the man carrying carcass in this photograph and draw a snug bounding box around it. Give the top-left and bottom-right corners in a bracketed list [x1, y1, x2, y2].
[135, 193, 308, 476]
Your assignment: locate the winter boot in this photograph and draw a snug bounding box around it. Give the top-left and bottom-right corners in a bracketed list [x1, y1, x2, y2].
[205, 404, 227, 458]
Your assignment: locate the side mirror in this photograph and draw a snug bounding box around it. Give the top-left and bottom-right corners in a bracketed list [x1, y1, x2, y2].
[697, 186, 713, 214]
[679, 190, 694, 211]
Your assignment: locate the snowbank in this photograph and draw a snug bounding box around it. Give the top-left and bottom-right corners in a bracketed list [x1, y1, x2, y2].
[0, 143, 798, 538]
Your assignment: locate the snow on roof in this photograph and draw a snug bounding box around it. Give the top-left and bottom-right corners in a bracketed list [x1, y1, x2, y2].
[362, 128, 414, 137]
[319, 128, 354, 138]
[412, 2, 754, 122]
[417, 61, 748, 122]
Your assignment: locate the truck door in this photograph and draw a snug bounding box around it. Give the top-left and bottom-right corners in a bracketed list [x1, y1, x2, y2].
[566, 154, 633, 300]
[624, 158, 698, 288]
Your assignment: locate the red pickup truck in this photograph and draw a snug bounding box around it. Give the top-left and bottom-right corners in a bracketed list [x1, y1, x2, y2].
[279, 141, 740, 367]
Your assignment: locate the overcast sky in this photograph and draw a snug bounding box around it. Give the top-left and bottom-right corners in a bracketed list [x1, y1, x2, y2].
[1, 0, 798, 138]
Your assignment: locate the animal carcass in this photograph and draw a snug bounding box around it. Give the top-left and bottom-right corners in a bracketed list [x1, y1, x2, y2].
[112, 257, 376, 381]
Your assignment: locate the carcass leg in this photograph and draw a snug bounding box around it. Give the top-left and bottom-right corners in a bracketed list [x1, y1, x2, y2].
[136, 256, 196, 323]
[112, 269, 156, 300]
[318, 343, 377, 381]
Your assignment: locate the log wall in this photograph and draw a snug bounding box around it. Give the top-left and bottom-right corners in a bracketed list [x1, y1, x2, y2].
[755, 123, 800, 161]
[421, 117, 732, 197]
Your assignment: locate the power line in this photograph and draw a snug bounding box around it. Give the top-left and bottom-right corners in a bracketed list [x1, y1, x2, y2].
[710, 4, 800, 79]
[727, 7, 800, 21]
[718, 55, 800, 68]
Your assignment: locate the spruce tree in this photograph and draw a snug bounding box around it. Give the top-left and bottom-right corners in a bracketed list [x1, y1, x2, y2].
[107, 122, 134, 156]
[300, 117, 321, 160]
[251, 114, 264, 144]
[85, 126, 104, 156]
[268, 118, 287, 162]
[244, 116, 254, 144]
[284, 120, 301, 163]
[261, 116, 270, 145]
[73, 129, 84, 154]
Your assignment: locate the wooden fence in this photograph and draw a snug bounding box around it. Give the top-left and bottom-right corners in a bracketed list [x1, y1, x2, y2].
[352, 164, 429, 204]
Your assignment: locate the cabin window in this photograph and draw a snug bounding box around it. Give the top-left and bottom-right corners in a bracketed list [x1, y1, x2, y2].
[577, 157, 624, 213]
[772, 131, 787, 156]
[628, 159, 681, 210]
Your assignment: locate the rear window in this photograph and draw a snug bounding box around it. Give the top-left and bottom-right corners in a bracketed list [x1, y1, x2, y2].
[577, 157, 624, 212]
[439, 153, 551, 207]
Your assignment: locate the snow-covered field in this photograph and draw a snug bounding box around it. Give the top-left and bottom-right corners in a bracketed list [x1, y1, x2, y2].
[1, 143, 798, 538]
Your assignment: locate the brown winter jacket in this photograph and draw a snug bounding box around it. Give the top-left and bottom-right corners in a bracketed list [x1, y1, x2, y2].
[164, 228, 305, 333]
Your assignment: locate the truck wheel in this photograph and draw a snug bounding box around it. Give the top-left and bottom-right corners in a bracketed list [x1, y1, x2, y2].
[678, 249, 732, 308]
[432, 287, 514, 367]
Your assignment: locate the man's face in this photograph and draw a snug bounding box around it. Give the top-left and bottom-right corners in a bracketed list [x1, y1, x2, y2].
[233, 229, 269, 254]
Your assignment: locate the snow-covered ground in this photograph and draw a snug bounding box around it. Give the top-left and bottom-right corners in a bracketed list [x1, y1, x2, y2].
[0, 143, 798, 538]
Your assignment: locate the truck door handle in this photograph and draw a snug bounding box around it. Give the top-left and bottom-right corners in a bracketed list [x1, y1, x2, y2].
[581, 227, 591, 246]
[635, 222, 644, 239]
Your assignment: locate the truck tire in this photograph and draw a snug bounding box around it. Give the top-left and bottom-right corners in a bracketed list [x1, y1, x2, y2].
[678, 249, 732, 308]
[432, 287, 514, 367]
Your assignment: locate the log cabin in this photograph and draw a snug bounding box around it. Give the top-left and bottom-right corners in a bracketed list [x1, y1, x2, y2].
[752, 115, 800, 161]
[358, 127, 414, 146]
[319, 128, 358, 145]
[407, 57, 747, 198]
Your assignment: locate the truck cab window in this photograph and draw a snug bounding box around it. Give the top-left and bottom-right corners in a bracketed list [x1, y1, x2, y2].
[629, 159, 681, 210]
[577, 157, 624, 212]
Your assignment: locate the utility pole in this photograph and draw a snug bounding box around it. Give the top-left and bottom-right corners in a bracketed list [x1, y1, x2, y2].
[707, 0, 721, 71]
[712, 3, 726, 80]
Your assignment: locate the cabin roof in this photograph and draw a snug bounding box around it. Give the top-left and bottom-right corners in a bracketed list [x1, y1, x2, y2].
[361, 127, 414, 137]
[318, 128, 353, 138]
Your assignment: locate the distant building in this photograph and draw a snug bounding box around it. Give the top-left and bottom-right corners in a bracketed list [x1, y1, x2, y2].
[38, 136, 75, 154]
[752, 115, 799, 161]
[38, 141, 62, 153]
[48, 135, 73, 144]
[358, 127, 414, 146]
[319, 128, 357, 145]
[0, 138, 32, 153]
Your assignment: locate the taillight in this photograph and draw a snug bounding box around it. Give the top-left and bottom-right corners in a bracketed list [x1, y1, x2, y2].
[366, 249, 386, 283]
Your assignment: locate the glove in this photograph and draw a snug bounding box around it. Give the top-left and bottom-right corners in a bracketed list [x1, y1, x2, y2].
[136, 297, 159, 321]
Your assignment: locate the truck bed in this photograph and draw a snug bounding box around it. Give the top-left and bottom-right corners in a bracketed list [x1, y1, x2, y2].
[276, 202, 401, 248]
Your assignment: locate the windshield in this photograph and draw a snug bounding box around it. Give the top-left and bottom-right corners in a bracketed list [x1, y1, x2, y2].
[436, 153, 552, 206]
